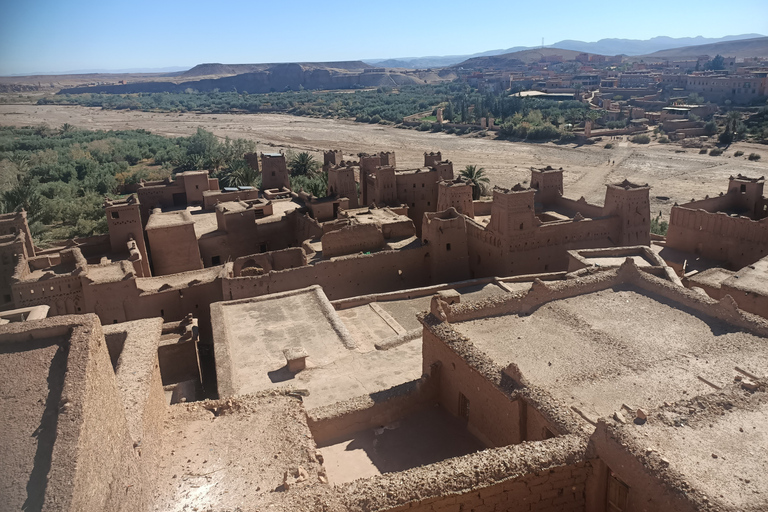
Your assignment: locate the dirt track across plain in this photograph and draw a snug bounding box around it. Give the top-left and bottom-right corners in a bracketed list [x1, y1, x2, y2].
[2, 104, 767, 217]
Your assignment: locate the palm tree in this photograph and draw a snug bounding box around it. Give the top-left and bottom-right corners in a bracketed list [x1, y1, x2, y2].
[288, 151, 320, 177]
[224, 161, 260, 188]
[9, 152, 30, 181]
[460, 165, 490, 200]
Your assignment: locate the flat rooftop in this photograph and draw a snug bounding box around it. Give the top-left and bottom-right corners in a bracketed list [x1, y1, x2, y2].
[145, 209, 194, 230]
[212, 286, 424, 408]
[453, 284, 768, 424]
[614, 385, 768, 510]
[336, 282, 513, 348]
[152, 393, 322, 511]
[725, 254, 768, 295]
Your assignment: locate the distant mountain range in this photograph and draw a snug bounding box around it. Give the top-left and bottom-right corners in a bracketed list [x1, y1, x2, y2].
[364, 34, 765, 69]
[635, 37, 768, 60]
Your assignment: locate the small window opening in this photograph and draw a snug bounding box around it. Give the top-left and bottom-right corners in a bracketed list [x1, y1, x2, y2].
[211, 255, 221, 266]
[111, 211, 120, 219]
[446, 243, 451, 251]
[458, 393, 470, 419]
[741, 184, 747, 193]
[160, 309, 165, 317]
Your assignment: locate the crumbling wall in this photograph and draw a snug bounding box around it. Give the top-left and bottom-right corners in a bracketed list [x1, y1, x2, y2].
[224, 246, 430, 301]
[588, 422, 700, 512]
[322, 223, 385, 258]
[232, 247, 307, 276]
[278, 434, 589, 512]
[387, 461, 588, 512]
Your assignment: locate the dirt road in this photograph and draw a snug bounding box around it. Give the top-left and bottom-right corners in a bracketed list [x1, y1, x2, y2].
[1, 104, 766, 217]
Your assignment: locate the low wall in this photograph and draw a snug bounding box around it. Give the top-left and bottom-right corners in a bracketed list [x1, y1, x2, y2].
[285, 434, 590, 512]
[224, 246, 430, 302]
[307, 376, 438, 446]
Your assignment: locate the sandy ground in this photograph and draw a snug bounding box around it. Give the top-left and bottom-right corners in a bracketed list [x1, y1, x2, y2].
[1, 104, 767, 217]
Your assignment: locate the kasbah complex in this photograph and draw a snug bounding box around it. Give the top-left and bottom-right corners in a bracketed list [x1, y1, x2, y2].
[1, 146, 767, 512]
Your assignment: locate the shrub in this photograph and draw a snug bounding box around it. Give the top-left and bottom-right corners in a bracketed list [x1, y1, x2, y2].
[417, 122, 431, 131]
[631, 134, 651, 144]
[699, 148, 708, 154]
[748, 153, 761, 161]
[718, 131, 734, 145]
[558, 132, 577, 143]
[650, 212, 668, 236]
[604, 143, 614, 149]
[658, 136, 670, 143]
[734, 150, 744, 157]
[709, 148, 723, 156]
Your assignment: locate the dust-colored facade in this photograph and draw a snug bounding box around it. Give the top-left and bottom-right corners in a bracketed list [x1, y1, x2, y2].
[2, 148, 767, 512]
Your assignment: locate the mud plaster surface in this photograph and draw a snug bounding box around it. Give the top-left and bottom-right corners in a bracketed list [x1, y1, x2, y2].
[454, 285, 768, 422]
[219, 291, 423, 408]
[318, 406, 485, 484]
[152, 394, 321, 512]
[0, 337, 66, 512]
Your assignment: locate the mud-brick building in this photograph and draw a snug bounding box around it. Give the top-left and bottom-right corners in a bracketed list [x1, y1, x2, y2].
[666, 174, 768, 269]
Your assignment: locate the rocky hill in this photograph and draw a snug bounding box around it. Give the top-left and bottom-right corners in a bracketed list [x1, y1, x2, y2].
[634, 36, 768, 60]
[57, 63, 424, 95]
[454, 48, 587, 69]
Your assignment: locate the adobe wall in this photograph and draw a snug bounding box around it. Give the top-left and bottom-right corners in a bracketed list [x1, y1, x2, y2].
[327, 165, 359, 209]
[387, 460, 588, 512]
[307, 376, 438, 446]
[232, 247, 306, 276]
[721, 281, 768, 319]
[0, 210, 35, 256]
[666, 206, 768, 269]
[146, 220, 203, 276]
[437, 180, 474, 218]
[680, 193, 736, 213]
[395, 169, 453, 236]
[0, 315, 151, 512]
[422, 326, 522, 447]
[202, 188, 260, 210]
[136, 182, 184, 222]
[12, 249, 87, 315]
[131, 278, 222, 326]
[105, 198, 150, 277]
[602, 183, 651, 247]
[0, 233, 27, 308]
[293, 210, 324, 243]
[199, 230, 256, 268]
[587, 422, 699, 512]
[282, 434, 589, 512]
[552, 196, 604, 218]
[67, 316, 151, 512]
[423, 210, 471, 284]
[223, 246, 430, 301]
[321, 223, 385, 258]
[103, 318, 167, 508]
[262, 153, 290, 190]
[180, 171, 211, 204]
[467, 217, 620, 277]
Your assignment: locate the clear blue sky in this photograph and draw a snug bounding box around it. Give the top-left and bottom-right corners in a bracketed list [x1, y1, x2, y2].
[1, 0, 766, 75]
